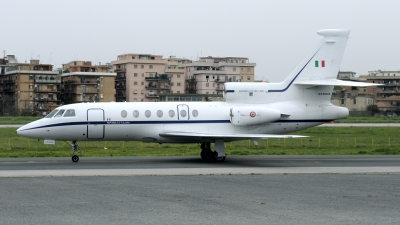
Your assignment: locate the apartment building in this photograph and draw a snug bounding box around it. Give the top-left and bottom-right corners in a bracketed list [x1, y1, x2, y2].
[359, 70, 400, 100]
[0, 55, 60, 116]
[184, 56, 256, 95]
[112, 54, 189, 102]
[60, 61, 116, 104]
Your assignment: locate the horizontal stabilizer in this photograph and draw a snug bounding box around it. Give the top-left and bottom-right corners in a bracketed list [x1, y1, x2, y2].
[160, 131, 307, 139]
[294, 79, 382, 87]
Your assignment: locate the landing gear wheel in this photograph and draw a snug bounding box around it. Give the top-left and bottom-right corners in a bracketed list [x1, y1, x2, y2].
[214, 152, 226, 162]
[201, 149, 214, 160]
[72, 155, 79, 162]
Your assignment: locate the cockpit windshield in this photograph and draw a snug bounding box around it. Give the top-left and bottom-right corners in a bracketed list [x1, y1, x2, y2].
[63, 109, 76, 117]
[45, 109, 76, 118]
[45, 109, 59, 118]
[54, 110, 66, 118]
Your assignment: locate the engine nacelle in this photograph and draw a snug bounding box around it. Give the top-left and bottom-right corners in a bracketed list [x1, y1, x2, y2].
[230, 107, 281, 126]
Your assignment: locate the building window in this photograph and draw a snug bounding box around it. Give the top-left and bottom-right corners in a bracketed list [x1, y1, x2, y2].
[170, 74, 173, 78]
[177, 83, 181, 86]
[141, 73, 144, 77]
[149, 65, 153, 69]
[134, 82, 137, 85]
[134, 65, 138, 69]
[177, 74, 180, 78]
[247, 68, 251, 72]
[206, 83, 209, 87]
[141, 82, 144, 85]
[353, 99, 357, 104]
[134, 73, 138, 77]
[233, 68, 236, 72]
[141, 65, 144, 69]
[247, 76, 250, 81]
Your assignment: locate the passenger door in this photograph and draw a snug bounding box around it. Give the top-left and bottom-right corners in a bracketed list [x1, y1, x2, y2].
[87, 108, 104, 139]
[177, 104, 189, 120]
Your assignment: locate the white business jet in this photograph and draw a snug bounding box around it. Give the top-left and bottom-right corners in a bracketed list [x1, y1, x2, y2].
[17, 29, 378, 162]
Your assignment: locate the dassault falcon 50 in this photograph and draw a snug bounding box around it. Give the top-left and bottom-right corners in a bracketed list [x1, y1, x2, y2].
[17, 29, 379, 162]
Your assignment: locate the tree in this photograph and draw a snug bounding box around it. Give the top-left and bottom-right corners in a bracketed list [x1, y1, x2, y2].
[367, 105, 379, 115]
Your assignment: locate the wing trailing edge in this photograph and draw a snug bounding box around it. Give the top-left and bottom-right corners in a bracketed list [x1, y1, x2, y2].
[160, 131, 308, 139]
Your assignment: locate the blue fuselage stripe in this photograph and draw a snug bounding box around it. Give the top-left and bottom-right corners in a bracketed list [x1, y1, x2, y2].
[19, 119, 332, 132]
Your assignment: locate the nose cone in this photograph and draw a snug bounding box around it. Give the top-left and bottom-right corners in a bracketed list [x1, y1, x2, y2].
[16, 120, 43, 139]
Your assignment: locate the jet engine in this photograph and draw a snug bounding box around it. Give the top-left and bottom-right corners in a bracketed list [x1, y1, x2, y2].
[230, 107, 281, 126]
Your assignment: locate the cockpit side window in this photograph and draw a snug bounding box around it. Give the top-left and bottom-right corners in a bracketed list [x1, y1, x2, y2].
[63, 109, 76, 117]
[54, 109, 65, 118]
[45, 109, 59, 118]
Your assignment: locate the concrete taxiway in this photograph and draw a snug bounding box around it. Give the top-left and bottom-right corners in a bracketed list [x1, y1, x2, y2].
[0, 156, 400, 225]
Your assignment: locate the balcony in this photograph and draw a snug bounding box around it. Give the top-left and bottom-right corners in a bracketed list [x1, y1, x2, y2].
[114, 68, 126, 72]
[377, 90, 400, 94]
[116, 92, 126, 97]
[115, 75, 126, 80]
[4, 87, 15, 92]
[145, 85, 170, 90]
[115, 84, 126, 89]
[215, 79, 226, 83]
[185, 78, 197, 83]
[145, 93, 159, 98]
[35, 78, 61, 83]
[145, 74, 170, 81]
[34, 98, 59, 102]
[34, 88, 59, 93]
[216, 87, 224, 92]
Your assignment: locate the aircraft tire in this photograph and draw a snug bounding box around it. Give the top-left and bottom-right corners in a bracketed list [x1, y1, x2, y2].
[72, 155, 79, 163]
[200, 149, 213, 160]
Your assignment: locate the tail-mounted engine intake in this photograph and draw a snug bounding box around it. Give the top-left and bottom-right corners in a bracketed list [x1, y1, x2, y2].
[230, 107, 281, 126]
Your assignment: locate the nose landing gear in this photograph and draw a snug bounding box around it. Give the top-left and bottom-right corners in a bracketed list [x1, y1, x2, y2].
[70, 141, 81, 162]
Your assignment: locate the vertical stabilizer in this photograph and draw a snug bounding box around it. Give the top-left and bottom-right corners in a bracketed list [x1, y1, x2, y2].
[269, 29, 350, 92]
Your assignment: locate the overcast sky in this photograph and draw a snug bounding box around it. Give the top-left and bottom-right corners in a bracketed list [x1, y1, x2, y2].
[1, 0, 400, 82]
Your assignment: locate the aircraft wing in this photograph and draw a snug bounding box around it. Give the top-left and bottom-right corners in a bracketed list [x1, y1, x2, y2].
[159, 131, 308, 140]
[294, 79, 382, 87]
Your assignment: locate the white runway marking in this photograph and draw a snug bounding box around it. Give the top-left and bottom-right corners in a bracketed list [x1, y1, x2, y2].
[1, 167, 400, 177]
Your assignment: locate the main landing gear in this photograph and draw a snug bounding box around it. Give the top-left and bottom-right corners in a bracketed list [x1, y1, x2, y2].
[200, 139, 226, 162]
[70, 141, 81, 163]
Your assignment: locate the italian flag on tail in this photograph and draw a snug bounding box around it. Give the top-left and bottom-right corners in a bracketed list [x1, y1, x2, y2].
[315, 60, 325, 67]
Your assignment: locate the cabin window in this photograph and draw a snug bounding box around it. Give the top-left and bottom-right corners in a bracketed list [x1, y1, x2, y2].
[45, 109, 59, 118]
[63, 109, 76, 117]
[121, 110, 127, 118]
[180, 110, 187, 118]
[157, 110, 163, 118]
[133, 110, 139, 118]
[54, 110, 65, 118]
[192, 110, 199, 117]
[145, 110, 151, 118]
[168, 110, 175, 117]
